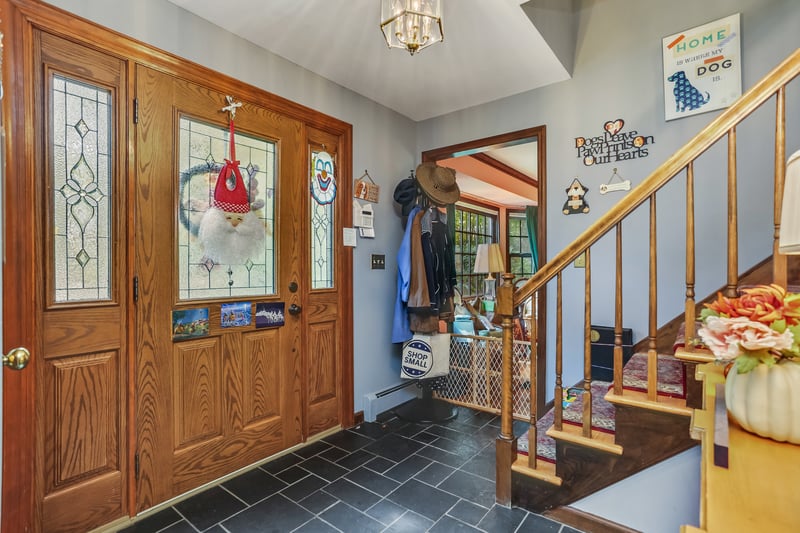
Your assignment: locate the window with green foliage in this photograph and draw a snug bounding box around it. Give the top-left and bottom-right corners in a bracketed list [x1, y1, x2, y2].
[507, 212, 533, 281]
[453, 204, 497, 297]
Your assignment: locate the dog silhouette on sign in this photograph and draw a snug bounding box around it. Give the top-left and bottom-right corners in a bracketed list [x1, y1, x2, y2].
[667, 71, 710, 113]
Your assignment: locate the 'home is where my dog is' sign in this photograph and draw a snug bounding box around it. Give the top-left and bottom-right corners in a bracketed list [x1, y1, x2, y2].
[662, 13, 741, 121]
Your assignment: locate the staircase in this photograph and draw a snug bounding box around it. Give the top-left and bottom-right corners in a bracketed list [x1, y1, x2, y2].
[494, 48, 800, 515]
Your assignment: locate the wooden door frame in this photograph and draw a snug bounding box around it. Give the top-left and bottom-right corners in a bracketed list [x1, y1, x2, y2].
[421, 126, 548, 417]
[1, 1, 354, 529]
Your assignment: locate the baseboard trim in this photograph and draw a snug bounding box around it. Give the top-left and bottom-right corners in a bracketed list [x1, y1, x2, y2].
[353, 410, 364, 426]
[544, 506, 641, 533]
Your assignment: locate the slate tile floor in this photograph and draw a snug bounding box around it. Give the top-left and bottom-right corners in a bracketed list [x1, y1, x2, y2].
[119, 406, 584, 533]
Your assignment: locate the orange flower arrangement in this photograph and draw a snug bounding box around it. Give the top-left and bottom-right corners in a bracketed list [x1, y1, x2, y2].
[698, 284, 800, 373]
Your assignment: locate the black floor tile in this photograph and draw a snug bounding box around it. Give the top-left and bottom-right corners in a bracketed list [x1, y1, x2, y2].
[428, 515, 482, 532]
[366, 498, 406, 526]
[336, 449, 378, 470]
[514, 511, 564, 532]
[323, 429, 375, 452]
[221, 493, 312, 533]
[416, 443, 472, 469]
[299, 456, 349, 482]
[387, 478, 459, 521]
[447, 500, 488, 526]
[159, 520, 197, 533]
[294, 440, 332, 459]
[415, 461, 455, 486]
[322, 478, 382, 511]
[261, 452, 303, 475]
[349, 421, 390, 440]
[222, 467, 287, 505]
[319, 445, 350, 463]
[363, 455, 396, 473]
[438, 470, 496, 508]
[392, 422, 431, 439]
[293, 518, 340, 533]
[459, 446, 496, 482]
[384, 454, 433, 482]
[276, 464, 311, 485]
[174, 485, 247, 531]
[479, 504, 533, 532]
[118, 507, 182, 533]
[363, 433, 426, 462]
[298, 490, 338, 514]
[345, 466, 400, 496]
[412, 431, 441, 444]
[384, 510, 435, 532]
[281, 474, 330, 501]
[562, 526, 585, 533]
[319, 502, 384, 533]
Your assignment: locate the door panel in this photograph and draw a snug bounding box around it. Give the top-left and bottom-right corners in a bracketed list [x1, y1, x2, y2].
[135, 65, 305, 510]
[33, 30, 128, 533]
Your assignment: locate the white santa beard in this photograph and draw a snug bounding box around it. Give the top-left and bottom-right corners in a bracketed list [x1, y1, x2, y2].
[198, 207, 266, 264]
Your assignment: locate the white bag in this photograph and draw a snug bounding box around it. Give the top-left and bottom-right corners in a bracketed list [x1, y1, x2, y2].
[401, 333, 451, 380]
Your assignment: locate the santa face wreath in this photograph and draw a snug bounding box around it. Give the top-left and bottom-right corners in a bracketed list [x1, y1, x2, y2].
[198, 115, 266, 264]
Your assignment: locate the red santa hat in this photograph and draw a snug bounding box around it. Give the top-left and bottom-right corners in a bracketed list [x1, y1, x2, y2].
[212, 159, 250, 214]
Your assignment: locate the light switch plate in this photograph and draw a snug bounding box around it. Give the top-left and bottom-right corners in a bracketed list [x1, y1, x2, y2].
[574, 252, 586, 268]
[371, 254, 386, 270]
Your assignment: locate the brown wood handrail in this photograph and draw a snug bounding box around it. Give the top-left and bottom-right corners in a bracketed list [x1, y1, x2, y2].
[514, 48, 800, 306]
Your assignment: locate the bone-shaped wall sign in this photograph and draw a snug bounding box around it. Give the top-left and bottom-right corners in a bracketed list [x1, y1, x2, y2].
[599, 180, 631, 194]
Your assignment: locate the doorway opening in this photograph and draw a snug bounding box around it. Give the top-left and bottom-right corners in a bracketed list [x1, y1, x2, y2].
[421, 126, 547, 417]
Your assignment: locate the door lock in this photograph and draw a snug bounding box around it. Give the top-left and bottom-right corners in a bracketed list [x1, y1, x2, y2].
[288, 303, 302, 315]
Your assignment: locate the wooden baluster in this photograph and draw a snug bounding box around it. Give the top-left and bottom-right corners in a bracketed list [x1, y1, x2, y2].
[726, 127, 739, 297]
[613, 224, 623, 395]
[555, 274, 563, 431]
[648, 194, 658, 402]
[528, 291, 538, 470]
[583, 248, 593, 438]
[685, 162, 696, 345]
[496, 273, 516, 505]
[774, 87, 787, 287]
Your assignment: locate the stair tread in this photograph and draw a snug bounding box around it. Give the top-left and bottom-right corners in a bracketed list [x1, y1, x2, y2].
[605, 389, 692, 416]
[512, 456, 562, 486]
[546, 423, 623, 455]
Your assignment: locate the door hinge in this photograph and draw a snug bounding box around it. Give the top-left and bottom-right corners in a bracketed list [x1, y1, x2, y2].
[133, 98, 139, 124]
[133, 276, 138, 302]
[134, 452, 140, 481]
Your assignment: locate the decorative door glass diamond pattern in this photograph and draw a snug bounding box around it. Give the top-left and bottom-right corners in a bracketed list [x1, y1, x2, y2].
[177, 117, 276, 300]
[52, 75, 111, 302]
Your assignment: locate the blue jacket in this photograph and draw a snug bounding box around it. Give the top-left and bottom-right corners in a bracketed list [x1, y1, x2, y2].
[391, 206, 421, 343]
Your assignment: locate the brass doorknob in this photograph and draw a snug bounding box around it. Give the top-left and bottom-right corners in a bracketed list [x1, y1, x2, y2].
[3, 347, 30, 370]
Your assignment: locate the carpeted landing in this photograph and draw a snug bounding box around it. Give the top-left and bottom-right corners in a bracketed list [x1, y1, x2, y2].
[516, 352, 686, 462]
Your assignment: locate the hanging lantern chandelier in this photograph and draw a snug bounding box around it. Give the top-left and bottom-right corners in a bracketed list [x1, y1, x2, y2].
[380, 0, 443, 56]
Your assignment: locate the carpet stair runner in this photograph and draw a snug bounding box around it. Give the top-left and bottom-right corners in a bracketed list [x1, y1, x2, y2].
[517, 352, 686, 462]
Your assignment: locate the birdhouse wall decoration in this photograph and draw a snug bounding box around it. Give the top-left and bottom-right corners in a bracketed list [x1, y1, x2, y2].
[563, 178, 590, 215]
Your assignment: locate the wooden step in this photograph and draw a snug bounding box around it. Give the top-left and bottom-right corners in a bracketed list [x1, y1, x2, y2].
[511, 456, 562, 486]
[674, 346, 715, 364]
[605, 389, 692, 417]
[546, 423, 623, 455]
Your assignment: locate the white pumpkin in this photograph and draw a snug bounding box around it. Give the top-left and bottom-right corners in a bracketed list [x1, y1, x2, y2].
[725, 360, 800, 444]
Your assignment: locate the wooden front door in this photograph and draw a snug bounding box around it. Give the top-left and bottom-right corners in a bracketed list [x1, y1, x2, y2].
[134, 65, 305, 509]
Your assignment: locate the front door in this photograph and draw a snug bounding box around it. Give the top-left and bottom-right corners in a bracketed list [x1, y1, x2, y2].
[134, 65, 305, 509]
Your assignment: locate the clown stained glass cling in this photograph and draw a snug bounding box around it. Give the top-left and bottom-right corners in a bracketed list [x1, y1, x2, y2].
[52, 74, 112, 303]
[310, 149, 335, 289]
[310, 150, 337, 205]
[177, 117, 276, 300]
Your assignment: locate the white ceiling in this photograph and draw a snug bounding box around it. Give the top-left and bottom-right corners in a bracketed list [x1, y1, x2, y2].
[166, 0, 571, 121]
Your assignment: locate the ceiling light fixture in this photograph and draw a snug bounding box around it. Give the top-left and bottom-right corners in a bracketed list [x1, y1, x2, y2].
[380, 0, 443, 56]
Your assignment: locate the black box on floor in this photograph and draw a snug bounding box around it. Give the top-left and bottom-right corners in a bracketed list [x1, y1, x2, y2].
[590, 325, 633, 382]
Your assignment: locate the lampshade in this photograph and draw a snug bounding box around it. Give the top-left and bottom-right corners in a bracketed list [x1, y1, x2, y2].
[380, 0, 443, 56]
[473, 243, 505, 278]
[779, 149, 800, 254]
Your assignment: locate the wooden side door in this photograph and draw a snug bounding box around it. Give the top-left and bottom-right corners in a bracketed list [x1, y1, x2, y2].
[32, 30, 129, 533]
[134, 65, 305, 510]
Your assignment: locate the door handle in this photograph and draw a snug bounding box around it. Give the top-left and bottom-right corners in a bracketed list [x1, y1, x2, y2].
[288, 304, 302, 316]
[3, 347, 30, 370]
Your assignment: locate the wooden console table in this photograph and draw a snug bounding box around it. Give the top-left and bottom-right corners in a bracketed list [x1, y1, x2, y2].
[681, 363, 800, 532]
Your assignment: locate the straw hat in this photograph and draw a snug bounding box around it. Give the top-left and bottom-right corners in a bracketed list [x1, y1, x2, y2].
[415, 162, 460, 206]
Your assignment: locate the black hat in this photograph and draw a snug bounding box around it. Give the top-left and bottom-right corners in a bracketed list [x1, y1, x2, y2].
[393, 177, 418, 216]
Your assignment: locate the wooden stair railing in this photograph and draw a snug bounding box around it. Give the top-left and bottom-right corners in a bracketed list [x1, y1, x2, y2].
[495, 48, 800, 506]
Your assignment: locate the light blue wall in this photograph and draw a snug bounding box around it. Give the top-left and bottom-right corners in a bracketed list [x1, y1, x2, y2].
[417, 0, 800, 396]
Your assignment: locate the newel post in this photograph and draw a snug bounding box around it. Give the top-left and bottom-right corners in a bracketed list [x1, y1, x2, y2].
[496, 273, 517, 506]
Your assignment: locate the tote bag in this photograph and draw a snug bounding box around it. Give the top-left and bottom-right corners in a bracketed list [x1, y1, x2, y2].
[401, 333, 451, 380]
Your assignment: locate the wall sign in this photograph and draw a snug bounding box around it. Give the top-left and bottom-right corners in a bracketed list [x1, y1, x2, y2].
[255, 302, 285, 328]
[563, 178, 590, 215]
[575, 119, 654, 166]
[662, 13, 741, 121]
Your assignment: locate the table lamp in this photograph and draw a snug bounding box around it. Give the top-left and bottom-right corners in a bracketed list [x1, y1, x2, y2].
[473, 243, 506, 304]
